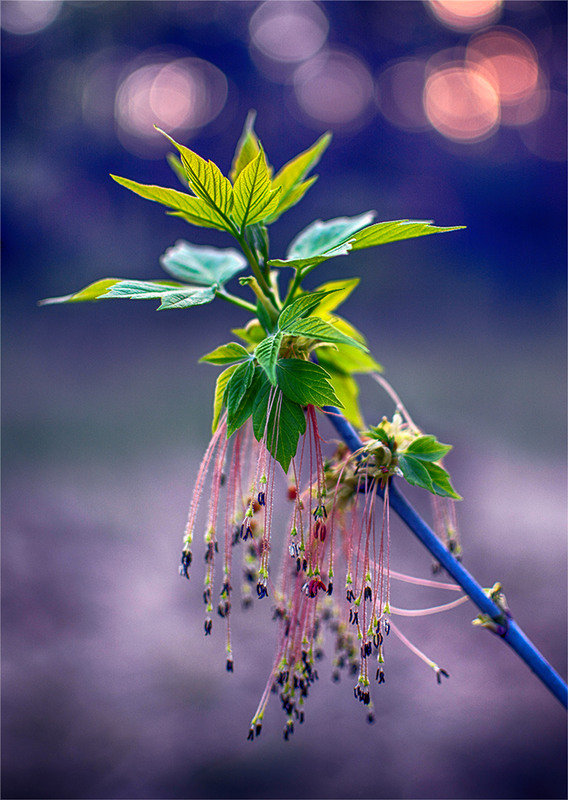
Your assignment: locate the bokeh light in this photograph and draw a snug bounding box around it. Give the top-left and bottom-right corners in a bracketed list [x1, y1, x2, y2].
[293, 50, 374, 129]
[467, 28, 540, 105]
[0, 0, 62, 35]
[426, 0, 502, 32]
[376, 59, 430, 131]
[520, 90, 568, 162]
[423, 64, 500, 142]
[115, 56, 228, 156]
[249, 0, 328, 63]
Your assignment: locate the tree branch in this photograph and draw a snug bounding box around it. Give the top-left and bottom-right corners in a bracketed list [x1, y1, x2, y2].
[322, 406, 568, 708]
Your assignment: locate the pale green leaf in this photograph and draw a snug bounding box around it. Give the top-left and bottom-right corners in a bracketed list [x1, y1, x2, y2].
[229, 110, 261, 183]
[317, 340, 382, 375]
[160, 240, 247, 286]
[157, 286, 217, 310]
[232, 148, 281, 229]
[212, 364, 240, 432]
[282, 317, 368, 352]
[350, 220, 466, 250]
[199, 342, 250, 365]
[39, 278, 123, 305]
[232, 321, 265, 346]
[254, 331, 283, 385]
[286, 211, 375, 260]
[403, 435, 452, 462]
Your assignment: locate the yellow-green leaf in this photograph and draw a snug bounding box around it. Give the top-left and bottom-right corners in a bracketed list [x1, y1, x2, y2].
[229, 110, 261, 183]
[232, 148, 281, 229]
[212, 363, 240, 433]
[312, 279, 360, 315]
[328, 371, 364, 428]
[267, 132, 331, 222]
[39, 278, 123, 305]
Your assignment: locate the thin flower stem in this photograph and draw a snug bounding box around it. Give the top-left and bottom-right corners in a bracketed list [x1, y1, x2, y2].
[215, 288, 257, 313]
[322, 405, 568, 708]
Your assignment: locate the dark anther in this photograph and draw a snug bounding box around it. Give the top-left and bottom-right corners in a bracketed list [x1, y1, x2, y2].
[376, 668, 385, 684]
[220, 581, 231, 597]
[247, 726, 254, 742]
[367, 712, 375, 725]
[346, 589, 355, 603]
[179, 550, 192, 578]
[351, 610, 359, 626]
[255, 722, 262, 737]
[257, 491, 265, 506]
[332, 670, 340, 682]
[203, 587, 212, 605]
[217, 601, 231, 618]
[383, 620, 390, 636]
[315, 648, 323, 661]
[204, 618, 212, 635]
[226, 658, 234, 672]
[365, 642, 372, 657]
[299, 711, 305, 724]
[353, 687, 358, 700]
[313, 520, 327, 541]
[436, 668, 449, 684]
[303, 558, 308, 571]
[363, 690, 370, 706]
[232, 527, 240, 546]
[296, 557, 302, 572]
[204, 543, 216, 563]
[256, 582, 268, 599]
[327, 581, 333, 596]
[364, 586, 372, 602]
[242, 597, 253, 610]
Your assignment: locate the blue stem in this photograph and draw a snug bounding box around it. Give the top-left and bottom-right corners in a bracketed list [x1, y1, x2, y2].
[322, 406, 568, 708]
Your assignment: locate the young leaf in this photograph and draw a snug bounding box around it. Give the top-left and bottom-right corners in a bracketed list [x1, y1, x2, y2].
[166, 153, 189, 188]
[404, 435, 452, 462]
[212, 364, 240, 432]
[424, 462, 462, 500]
[325, 370, 364, 428]
[110, 175, 230, 232]
[199, 342, 250, 365]
[317, 341, 382, 376]
[255, 299, 276, 334]
[275, 359, 341, 408]
[232, 147, 281, 230]
[160, 241, 247, 286]
[156, 128, 234, 230]
[266, 132, 332, 223]
[350, 220, 466, 251]
[311, 279, 360, 315]
[232, 321, 265, 346]
[252, 377, 306, 473]
[157, 286, 217, 310]
[229, 110, 261, 184]
[39, 278, 124, 305]
[254, 331, 283, 385]
[278, 290, 337, 328]
[281, 316, 369, 352]
[397, 455, 434, 492]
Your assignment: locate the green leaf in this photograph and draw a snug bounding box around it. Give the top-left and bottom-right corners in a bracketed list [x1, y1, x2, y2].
[157, 286, 217, 310]
[266, 131, 331, 223]
[326, 370, 364, 428]
[156, 128, 234, 229]
[278, 290, 337, 328]
[350, 220, 466, 251]
[275, 359, 341, 408]
[229, 110, 261, 183]
[315, 340, 382, 376]
[403, 436, 452, 462]
[232, 148, 281, 229]
[281, 316, 368, 352]
[39, 278, 123, 305]
[232, 321, 265, 346]
[254, 331, 283, 384]
[225, 360, 256, 435]
[252, 377, 306, 473]
[397, 455, 434, 492]
[425, 462, 462, 500]
[199, 342, 250, 365]
[212, 364, 240, 432]
[166, 153, 189, 188]
[160, 241, 247, 286]
[255, 299, 277, 334]
[110, 175, 230, 232]
[311, 279, 359, 315]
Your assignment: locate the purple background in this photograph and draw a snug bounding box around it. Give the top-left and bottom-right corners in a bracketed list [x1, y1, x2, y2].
[2, 2, 566, 798]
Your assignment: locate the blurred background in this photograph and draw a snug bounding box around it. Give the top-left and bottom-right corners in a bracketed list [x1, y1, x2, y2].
[2, 1, 566, 798]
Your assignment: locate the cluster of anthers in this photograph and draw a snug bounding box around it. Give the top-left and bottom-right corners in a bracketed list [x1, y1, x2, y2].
[179, 393, 466, 741]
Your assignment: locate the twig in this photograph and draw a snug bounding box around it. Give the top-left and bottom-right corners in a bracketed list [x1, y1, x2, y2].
[323, 406, 568, 708]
